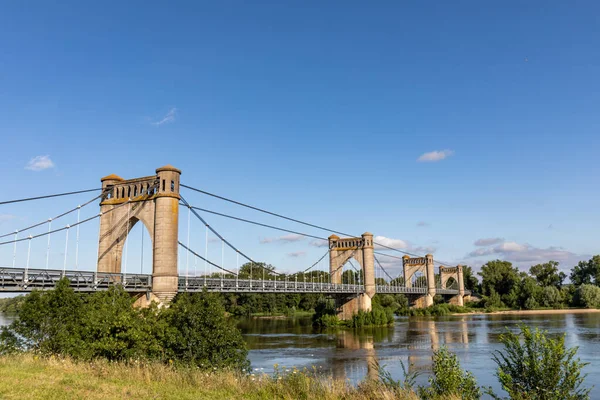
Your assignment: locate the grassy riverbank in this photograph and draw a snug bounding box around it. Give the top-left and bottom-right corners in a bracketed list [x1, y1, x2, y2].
[0, 354, 422, 400]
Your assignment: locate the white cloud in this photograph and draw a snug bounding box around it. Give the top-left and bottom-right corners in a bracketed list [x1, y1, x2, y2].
[466, 239, 589, 270]
[287, 251, 306, 258]
[25, 155, 55, 171]
[417, 149, 454, 162]
[374, 235, 409, 250]
[309, 239, 328, 248]
[260, 234, 305, 244]
[152, 108, 177, 126]
[474, 237, 505, 247]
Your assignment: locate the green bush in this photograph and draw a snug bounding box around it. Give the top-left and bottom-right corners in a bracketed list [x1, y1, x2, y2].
[485, 290, 504, 309]
[161, 292, 249, 370]
[575, 284, 600, 309]
[540, 286, 563, 309]
[490, 325, 590, 400]
[0, 278, 250, 370]
[419, 347, 481, 400]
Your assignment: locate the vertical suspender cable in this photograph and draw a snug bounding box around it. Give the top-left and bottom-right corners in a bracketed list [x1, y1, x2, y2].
[204, 225, 208, 287]
[45, 219, 52, 269]
[63, 226, 70, 274]
[75, 206, 81, 270]
[140, 222, 144, 274]
[236, 251, 239, 287]
[193, 244, 197, 277]
[186, 206, 191, 287]
[221, 239, 224, 287]
[12, 231, 18, 268]
[26, 236, 32, 273]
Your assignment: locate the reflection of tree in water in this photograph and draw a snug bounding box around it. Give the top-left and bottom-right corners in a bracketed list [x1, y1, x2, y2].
[407, 318, 469, 374]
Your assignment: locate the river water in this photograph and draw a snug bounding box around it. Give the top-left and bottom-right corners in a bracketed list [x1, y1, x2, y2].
[2, 312, 599, 396]
[238, 312, 600, 395]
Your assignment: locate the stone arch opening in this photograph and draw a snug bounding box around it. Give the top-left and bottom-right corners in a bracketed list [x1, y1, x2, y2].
[338, 257, 364, 285]
[444, 277, 458, 290]
[121, 216, 154, 275]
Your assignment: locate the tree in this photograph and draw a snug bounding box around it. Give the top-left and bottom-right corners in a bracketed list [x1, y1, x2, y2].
[570, 256, 600, 287]
[540, 286, 563, 309]
[238, 262, 276, 280]
[161, 292, 249, 370]
[479, 260, 520, 297]
[9, 278, 88, 357]
[390, 276, 405, 286]
[515, 274, 542, 309]
[530, 261, 566, 288]
[490, 325, 590, 400]
[575, 284, 600, 309]
[462, 266, 480, 292]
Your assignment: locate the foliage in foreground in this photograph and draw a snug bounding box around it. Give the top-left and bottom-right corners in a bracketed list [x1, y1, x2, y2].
[419, 347, 481, 400]
[490, 325, 591, 400]
[0, 278, 249, 370]
[0, 354, 420, 400]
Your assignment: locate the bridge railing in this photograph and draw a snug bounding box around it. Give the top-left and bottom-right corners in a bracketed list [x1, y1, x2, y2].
[0, 267, 151, 292]
[178, 277, 364, 294]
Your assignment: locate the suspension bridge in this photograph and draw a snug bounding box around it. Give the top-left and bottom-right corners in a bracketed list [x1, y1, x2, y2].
[0, 165, 469, 318]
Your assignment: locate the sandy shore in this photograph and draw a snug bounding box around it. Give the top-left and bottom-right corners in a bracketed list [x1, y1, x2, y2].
[454, 308, 600, 316]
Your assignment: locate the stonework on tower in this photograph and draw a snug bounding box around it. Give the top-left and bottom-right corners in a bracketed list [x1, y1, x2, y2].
[97, 165, 181, 303]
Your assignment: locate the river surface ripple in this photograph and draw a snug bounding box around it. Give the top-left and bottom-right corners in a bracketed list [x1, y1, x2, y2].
[238, 313, 600, 395]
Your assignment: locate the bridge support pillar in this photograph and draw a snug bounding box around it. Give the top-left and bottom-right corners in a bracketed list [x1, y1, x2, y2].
[97, 165, 181, 305]
[337, 294, 372, 320]
[329, 233, 375, 319]
[425, 254, 436, 307]
[151, 166, 181, 303]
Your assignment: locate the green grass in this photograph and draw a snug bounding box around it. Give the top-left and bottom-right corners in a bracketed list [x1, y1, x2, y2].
[0, 354, 421, 400]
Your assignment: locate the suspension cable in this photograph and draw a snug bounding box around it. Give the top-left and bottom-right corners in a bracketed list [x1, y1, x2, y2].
[0, 188, 102, 206]
[180, 184, 454, 266]
[182, 204, 327, 241]
[178, 241, 237, 275]
[302, 249, 330, 273]
[0, 191, 105, 239]
[180, 195, 281, 276]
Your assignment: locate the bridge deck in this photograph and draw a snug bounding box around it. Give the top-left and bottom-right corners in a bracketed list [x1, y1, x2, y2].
[0, 268, 464, 296]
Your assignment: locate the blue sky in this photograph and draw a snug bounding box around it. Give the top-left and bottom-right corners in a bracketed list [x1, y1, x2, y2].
[0, 1, 598, 278]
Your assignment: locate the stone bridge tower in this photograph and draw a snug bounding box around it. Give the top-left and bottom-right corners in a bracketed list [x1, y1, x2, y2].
[328, 233, 375, 319]
[97, 165, 181, 303]
[439, 265, 465, 306]
[402, 254, 436, 307]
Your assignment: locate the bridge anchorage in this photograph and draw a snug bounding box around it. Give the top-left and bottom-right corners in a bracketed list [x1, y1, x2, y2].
[0, 164, 469, 317]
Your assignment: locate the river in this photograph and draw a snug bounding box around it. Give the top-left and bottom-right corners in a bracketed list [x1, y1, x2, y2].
[2, 312, 599, 395]
[238, 312, 600, 395]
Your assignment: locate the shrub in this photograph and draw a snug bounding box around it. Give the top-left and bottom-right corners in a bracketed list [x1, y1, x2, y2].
[540, 286, 563, 309]
[2, 279, 250, 370]
[490, 325, 590, 400]
[524, 296, 539, 310]
[485, 290, 504, 309]
[419, 346, 481, 400]
[161, 292, 250, 370]
[575, 284, 600, 309]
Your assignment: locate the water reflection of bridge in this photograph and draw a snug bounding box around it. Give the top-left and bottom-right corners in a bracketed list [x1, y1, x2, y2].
[326, 318, 471, 380]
